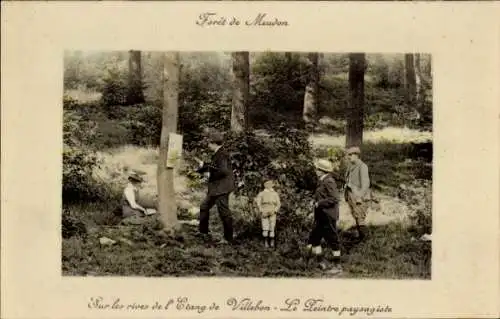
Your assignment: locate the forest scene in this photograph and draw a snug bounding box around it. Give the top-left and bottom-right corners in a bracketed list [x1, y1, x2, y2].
[62, 51, 432, 278]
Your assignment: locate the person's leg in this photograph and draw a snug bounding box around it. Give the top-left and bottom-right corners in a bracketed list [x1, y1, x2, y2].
[261, 217, 270, 247]
[268, 214, 277, 248]
[215, 193, 233, 242]
[199, 195, 216, 235]
[347, 191, 367, 240]
[308, 207, 324, 258]
[355, 202, 368, 240]
[122, 205, 140, 218]
[308, 212, 322, 248]
[322, 214, 341, 263]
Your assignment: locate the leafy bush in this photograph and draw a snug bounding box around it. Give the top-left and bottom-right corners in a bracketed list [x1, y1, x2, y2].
[225, 127, 317, 199]
[101, 68, 128, 107]
[62, 208, 88, 239]
[250, 52, 308, 126]
[121, 104, 162, 146]
[63, 110, 117, 203]
[397, 180, 432, 235]
[178, 60, 232, 150]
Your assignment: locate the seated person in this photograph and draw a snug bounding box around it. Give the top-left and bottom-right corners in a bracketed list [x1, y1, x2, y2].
[122, 172, 156, 218]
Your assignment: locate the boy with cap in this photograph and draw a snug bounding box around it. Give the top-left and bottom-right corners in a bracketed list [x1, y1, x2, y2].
[307, 159, 342, 274]
[196, 132, 237, 244]
[254, 179, 281, 248]
[344, 146, 371, 241]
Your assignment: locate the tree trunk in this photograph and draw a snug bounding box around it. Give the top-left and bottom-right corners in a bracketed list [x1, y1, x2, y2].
[346, 53, 365, 148]
[414, 53, 424, 112]
[303, 52, 319, 125]
[127, 50, 145, 105]
[231, 52, 250, 132]
[157, 52, 180, 234]
[404, 53, 417, 108]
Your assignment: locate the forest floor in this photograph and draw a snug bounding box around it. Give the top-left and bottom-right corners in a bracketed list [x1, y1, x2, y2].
[63, 126, 432, 279]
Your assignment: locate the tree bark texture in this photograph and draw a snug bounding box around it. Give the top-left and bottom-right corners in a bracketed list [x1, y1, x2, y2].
[303, 52, 320, 124]
[230, 52, 250, 132]
[127, 50, 145, 105]
[157, 52, 180, 233]
[346, 53, 366, 148]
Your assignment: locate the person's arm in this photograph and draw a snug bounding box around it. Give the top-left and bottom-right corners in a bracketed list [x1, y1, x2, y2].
[124, 187, 145, 212]
[317, 178, 339, 208]
[195, 158, 209, 174]
[359, 163, 370, 200]
[275, 192, 281, 213]
[254, 193, 263, 212]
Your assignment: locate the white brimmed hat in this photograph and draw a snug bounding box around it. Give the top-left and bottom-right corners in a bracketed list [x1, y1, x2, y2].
[314, 159, 334, 173]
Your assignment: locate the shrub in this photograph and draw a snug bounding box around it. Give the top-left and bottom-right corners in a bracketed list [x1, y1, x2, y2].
[178, 60, 232, 150]
[101, 69, 128, 107]
[121, 104, 162, 146]
[225, 126, 317, 198]
[62, 208, 88, 239]
[397, 180, 432, 235]
[63, 110, 117, 203]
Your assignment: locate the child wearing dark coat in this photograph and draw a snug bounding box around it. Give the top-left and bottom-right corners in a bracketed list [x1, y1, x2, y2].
[307, 159, 342, 274]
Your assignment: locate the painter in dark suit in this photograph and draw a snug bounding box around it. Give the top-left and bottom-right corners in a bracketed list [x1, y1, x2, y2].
[196, 132, 236, 244]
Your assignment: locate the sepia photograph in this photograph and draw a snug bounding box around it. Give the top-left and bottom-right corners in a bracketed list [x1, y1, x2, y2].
[61, 51, 433, 279]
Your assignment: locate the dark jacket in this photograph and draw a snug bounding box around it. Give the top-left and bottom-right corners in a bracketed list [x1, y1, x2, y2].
[314, 173, 341, 220]
[198, 146, 236, 196]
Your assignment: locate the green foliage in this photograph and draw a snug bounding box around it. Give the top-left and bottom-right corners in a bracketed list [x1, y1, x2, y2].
[398, 180, 432, 236]
[63, 110, 119, 204]
[62, 218, 430, 278]
[101, 68, 128, 107]
[250, 52, 309, 128]
[343, 223, 430, 279]
[120, 104, 162, 146]
[178, 59, 232, 149]
[225, 127, 317, 199]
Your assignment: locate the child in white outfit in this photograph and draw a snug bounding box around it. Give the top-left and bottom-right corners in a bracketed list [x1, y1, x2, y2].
[254, 179, 281, 248]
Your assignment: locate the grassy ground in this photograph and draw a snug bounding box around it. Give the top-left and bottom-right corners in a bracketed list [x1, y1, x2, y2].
[63, 219, 430, 279]
[63, 125, 432, 279]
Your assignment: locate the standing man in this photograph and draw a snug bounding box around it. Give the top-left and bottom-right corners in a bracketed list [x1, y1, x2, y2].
[344, 146, 371, 241]
[196, 132, 236, 244]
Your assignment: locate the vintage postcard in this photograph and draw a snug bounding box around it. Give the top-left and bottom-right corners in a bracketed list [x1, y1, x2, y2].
[1, 1, 499, 319]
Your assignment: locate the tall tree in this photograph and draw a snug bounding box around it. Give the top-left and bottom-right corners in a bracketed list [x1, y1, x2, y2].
[303, 52, 319, 125]
[404, 53, 417, 108]
[346, 53, 366, 147]
[230, 52, 250, 132]
[157, 52, 181, 234]
[127, 50, 145, 105]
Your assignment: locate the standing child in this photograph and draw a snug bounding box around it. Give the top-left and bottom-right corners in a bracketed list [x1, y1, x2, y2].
[254, 179, 281, 248]
[306, 159, 342, 274]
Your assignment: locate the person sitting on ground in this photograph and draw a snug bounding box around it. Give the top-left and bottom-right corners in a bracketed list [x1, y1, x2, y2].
[122, 172, 151, 218]
[306, 159, 342, 274]
[254, 179, 281, 248]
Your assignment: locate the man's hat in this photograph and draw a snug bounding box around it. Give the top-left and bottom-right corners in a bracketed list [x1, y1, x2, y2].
[314, 159, 334, 173]
[346, 146, 361, 155]
[128, 172, 144, 183]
